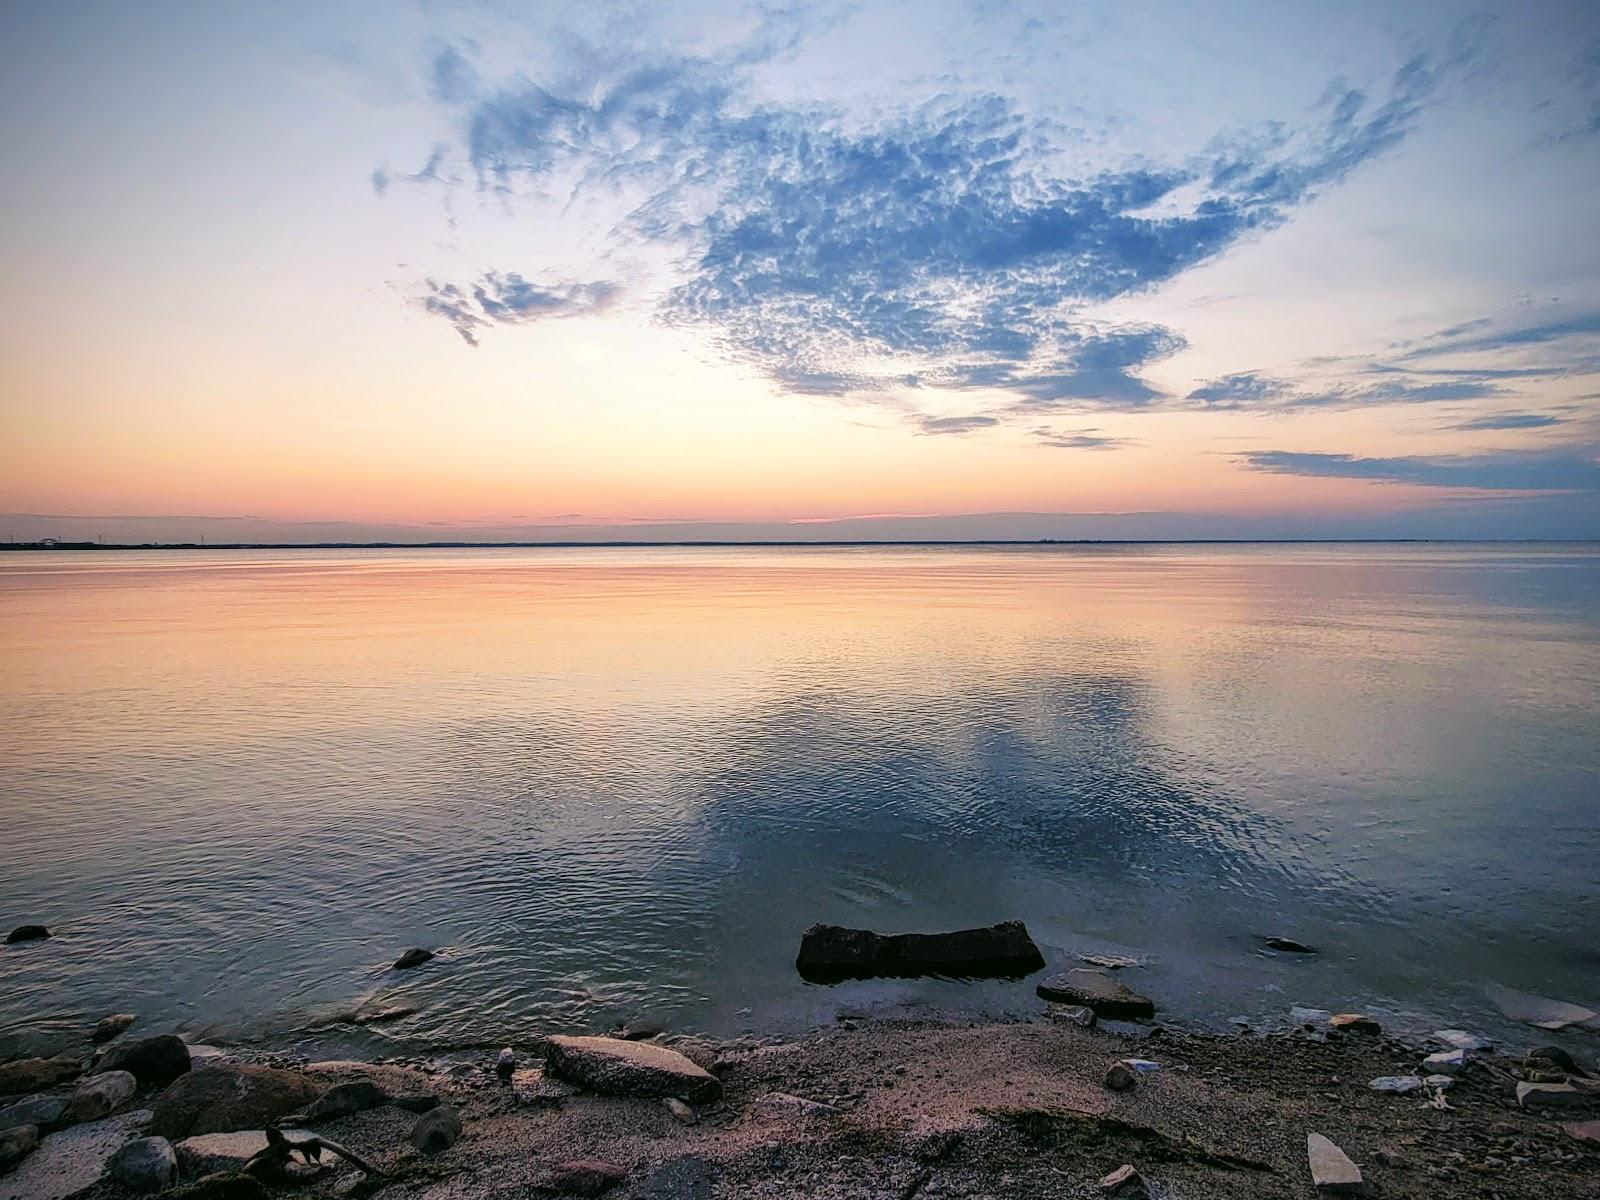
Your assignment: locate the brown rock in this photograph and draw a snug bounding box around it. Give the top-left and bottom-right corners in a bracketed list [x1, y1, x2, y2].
[1328, 1013, 1381, 1035]
[90, 1014, 136, 1044]
[544, 1036, 722, 1104]
[550, 1159, 628, 1195]
[1103, 1062, 1137, 1092]
[148, 1065, 323, 1138]
[0, 1056, 82, 1097]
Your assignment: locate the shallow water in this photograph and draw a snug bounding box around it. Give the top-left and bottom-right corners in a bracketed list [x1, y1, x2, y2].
[1, 544, 1597, 1056]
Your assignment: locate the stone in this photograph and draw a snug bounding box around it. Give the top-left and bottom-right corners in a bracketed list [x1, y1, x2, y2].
[0, 1108, 150, 1200]
[165, 1172, 269, 1200]
[4, 926, 49, 944]
[1370, 1075, 1424, 1094]
[544, 1036, 722, 1104]
[392, 1092, 439, 1113]
[1328, 1013, 1380, 1035]
[1517, 1082, 1589, 1111]
[1485, 983, 1598, 1031]
[550, 1159, 628, 1196]
[1036, 970, 1156, 1020]
[392, 948, 433, 970]
[174, 1130, 308, 1175]
[409, 1104, 461, 1154]
[186, 1044, 226, 1069]
[297, 1079, 387, 1123]
[795, 920, 1046, 982]
[1424, 1074, 1455, 1090]
[1307, 1133, 1362, 1192]
[1263, 937, 1316, 953]
[1528, 1046, 1586, 1076]
[90, 1014, 136, 1044]
[0, 1057, 82, 1097]
[1078, 954, 1142, 969]
[0, 1125, 38, 1171]
[1103, 1062, 1137, 1092]
[1563, 1118, 1600, 1145]
[755, 1092, 840, 1117]
[1422, 1049, 1467, 1075]
[512, 1066, 577, 1107]
[109, 1136, 177, 1192]
[1119, 1058, 1161, 1073]
[63, 1070, 137, 1122]
[1047, 1004, 1097, 1027]
[148, 1065, 323, 1138]
[96, 1034, 192, 1088]
[1098, 1163, 1141, 1192]
[0, 1095, 67, 1131]
[619, 1019, 666, 1041]
[1431, 1029, 1492, 1052]
[664, 1097, 696, 1124]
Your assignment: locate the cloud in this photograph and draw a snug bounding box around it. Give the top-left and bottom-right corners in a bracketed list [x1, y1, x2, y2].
[1242, 448, 1600, 491]
[1449, 412, 1565, 431]
[916, 415, 999, 436]
[1187, 372, 1290, 408]
[418, 272, 619, 346]
[1030, 427, 1130, 450]
[1186, 368, 1502, 410]
[410, 35, 1450, 411]
[1399, 311, 1600, 359]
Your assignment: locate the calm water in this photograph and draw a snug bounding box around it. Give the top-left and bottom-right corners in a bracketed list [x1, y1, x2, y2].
[2, 544, 1597, 1057]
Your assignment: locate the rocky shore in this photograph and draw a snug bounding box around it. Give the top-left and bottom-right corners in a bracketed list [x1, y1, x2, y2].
[4, 923, 1598, 1198]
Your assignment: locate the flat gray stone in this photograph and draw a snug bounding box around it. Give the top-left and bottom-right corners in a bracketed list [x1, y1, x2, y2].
[173, 1128, 312, 1175]
[544, 1036, 722, 1103]
[1485, 984, 1598, 1031]
[0, 1108, 150, 1200]
[0, 1057, 82, 1097]
[1307, 1132, 1362, 1192]
[0, 1094, 68, 1130]
[1421, 1049, 1467, 1075]
[1035, 970, 1155, 1019]
[1431, 1029, 1492, 1052]
[1370, 1075, 1424, 1093]
[0, 1125, 39, 1172]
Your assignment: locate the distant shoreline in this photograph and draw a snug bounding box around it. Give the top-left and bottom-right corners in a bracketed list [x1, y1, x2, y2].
[4, 538, 1593, 552]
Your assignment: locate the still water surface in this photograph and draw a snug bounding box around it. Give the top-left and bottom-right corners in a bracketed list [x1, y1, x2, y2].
[1, 544, 1597, 1055]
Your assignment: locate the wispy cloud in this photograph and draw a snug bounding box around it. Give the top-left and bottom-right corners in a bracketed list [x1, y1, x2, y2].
[418, 272, 619, 346]
[403, 35, 1453, 415]
[1030, 427, 1131, 450]
[915, 415, 1000, 436]
[1448, 411, 1565, 431]
[1242, 448, 1600, 491]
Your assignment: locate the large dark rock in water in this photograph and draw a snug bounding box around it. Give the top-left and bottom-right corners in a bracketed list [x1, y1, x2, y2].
[1035, 969, 1156, 1019]
[795, 920, 1046, 982]
[5, 924, 50, 944]
[148, 1064, 323, 1139]
[544, 1036, 722, 1104]
[96, 1034, 193, 1088]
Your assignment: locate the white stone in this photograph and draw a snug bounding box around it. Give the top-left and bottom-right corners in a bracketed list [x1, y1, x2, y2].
[1370, 1075, 1424, 1093]
[1425, 1074, 1455, 1090]
[1431, 1029, 1492, 1052]
[1307, 1132, 1362, 1192]
[1118, 1058, 1161, 1073]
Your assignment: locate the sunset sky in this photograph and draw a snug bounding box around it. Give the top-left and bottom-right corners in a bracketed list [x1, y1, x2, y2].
[3, 0, 1598, 542]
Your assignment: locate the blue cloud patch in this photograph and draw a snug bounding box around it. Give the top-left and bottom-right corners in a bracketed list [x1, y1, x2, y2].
[1243, 449, 1600, 491]
[409, 40, 1448, 412]
[419, 272, 618, 346]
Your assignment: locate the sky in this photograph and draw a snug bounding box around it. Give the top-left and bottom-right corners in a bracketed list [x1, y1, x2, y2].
[2, 0, 1599, 542]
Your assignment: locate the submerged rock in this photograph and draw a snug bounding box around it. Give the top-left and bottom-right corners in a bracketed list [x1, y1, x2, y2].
[1263, 936, 1316, 953]
[795, 920, 1046, 982]
[90, 1014, 136, 1044]
[1036, 970, 1156, 1019]
[96, 1034, 192, 1088]
[4, 925, 49, 945]
[63, 1070, 137, 1122]
[618, 1019, 667, 1041]
[149, 1065, 322, 1139]
[1307, 1132, 1362, 1192]
[544, 1035, 722, 1104]
[392, 948, 433, 970]
[0, 1057, 82, 1097]
[108, 1136, 177, 1192]
[409, 1105, 461, 1155]
[1485, 983, 1598, 1031]
[1047, 1004, 1097, 1028]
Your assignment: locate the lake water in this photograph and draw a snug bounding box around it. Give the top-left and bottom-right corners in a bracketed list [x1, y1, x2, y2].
[2, 544, 1597, 1058]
